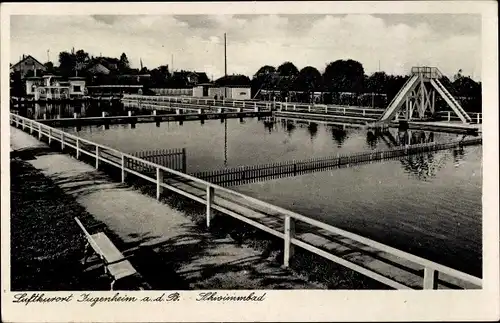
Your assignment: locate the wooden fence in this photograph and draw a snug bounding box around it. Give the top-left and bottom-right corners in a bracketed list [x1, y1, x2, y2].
[131, 148, 186, 173]
[9, 113, 483, 290]
[192, 137, 482, 187]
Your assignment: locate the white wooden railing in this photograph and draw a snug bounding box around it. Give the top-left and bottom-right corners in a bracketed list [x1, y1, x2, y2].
[123, 94, 273, 111]
[10, 113, 482, 290]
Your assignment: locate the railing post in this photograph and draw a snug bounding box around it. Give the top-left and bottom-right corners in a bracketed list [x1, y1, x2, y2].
[95, 146, 99, 169]
[156, 167, 164, 200]
[48, 128, 52, 144]
[447, 111, 451, 122]
[38, 124, 43, 140]
[423, 267, 438, 289]
[477, 113, 480, 124]
[61, 132, 65, 150]
[76, 138, 80, 159]
[206, 186, 215, 227]
[284, 215, 295, 267]
[121, 155, 126, 182]
[182, 148, 187, 173]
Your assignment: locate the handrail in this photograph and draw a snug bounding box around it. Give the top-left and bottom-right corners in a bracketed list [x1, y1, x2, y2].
[10, 113, 483, 289]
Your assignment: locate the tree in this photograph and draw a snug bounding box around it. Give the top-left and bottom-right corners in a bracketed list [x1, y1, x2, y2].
[150, 65, 170, 87]
[254, 65, 276, 77]
[10, 70, 25, 97]
[365, 71, 389, 94]
[58, 51, 76, 77]
[119, 53, 130, 73]
[323, 59, 365, 93]
[215, 74, 251, 87]
[277, 61, 299, 77]
[293, 66, 322, 91]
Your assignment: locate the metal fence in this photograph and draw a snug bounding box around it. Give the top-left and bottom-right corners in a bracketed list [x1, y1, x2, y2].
[131, 148, 186, 173]
[192, 137, 482, 187]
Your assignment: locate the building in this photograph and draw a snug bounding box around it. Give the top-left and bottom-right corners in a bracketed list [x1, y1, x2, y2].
[10, 55, 46, 78]
[193, 84, 251, 100]
[27, 74, 86, 100]
[173, 71, 210, 87]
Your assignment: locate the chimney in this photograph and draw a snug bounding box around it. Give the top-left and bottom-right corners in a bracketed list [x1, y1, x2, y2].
[22, 54, 25, 60]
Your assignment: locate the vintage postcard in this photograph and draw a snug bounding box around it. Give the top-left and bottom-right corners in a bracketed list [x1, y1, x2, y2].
[1, 1, 498, 322]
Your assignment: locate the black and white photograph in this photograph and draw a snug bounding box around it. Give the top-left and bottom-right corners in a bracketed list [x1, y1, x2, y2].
[1, 2, 498, 322]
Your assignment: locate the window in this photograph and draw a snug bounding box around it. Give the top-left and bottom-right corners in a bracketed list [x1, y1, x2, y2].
[73, 85, 81, 93]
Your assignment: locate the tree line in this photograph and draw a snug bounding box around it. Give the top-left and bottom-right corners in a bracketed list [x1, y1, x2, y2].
[249, 60, 481, 111]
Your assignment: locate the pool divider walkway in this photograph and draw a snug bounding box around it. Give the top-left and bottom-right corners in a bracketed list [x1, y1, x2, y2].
[9, 127, 323, 290]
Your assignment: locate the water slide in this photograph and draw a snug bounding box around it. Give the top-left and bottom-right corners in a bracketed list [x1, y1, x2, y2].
[430, 79, 472, 123]
[378, 74, 419, 122]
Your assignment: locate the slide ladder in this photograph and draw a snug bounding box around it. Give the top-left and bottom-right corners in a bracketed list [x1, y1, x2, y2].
[379, 74, 419, 122]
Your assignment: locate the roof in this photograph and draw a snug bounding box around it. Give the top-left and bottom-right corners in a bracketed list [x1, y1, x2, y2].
[221, 85, 251, 88]
[10, 55, 46, 70]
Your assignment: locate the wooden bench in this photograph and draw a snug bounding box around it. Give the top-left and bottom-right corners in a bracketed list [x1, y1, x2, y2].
[74, 217, 139, 290]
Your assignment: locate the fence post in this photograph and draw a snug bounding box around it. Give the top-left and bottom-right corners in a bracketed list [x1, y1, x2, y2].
[38, 124, 43, 140]
[61, 132, 65, 150]
[447, 112, 451, 122]
[363, 109, 365, 116]
[206, 186, 215, 227]
[156, 167, 163, 200]
[76, 138, 80, 159]
[477, 113, 480, 124]
[423, 267, 438, 289]
[182, 148, 187, 173]
[95, 146, 99, 169]
[48, 128, 52, 144]
[284, 215, 295, 267]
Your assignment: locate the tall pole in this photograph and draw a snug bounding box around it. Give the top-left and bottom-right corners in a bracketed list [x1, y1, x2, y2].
[224, 33, 227, 77]
[224, 32, 228, 167]
[171, 54, 174, 72]
[224, 33, 227, 99]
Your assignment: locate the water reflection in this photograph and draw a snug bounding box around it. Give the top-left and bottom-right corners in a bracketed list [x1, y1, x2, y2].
[400, 151, 448, 181]
[330, 126, 348, 147]
[366, 131, 378, 149]
[307, 122, 318, 140]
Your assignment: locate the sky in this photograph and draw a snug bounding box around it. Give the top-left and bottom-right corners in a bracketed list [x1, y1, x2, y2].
[10, 14, 481, 81]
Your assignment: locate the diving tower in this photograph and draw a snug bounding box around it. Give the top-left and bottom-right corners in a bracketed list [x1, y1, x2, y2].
[378, 67, 472, 124]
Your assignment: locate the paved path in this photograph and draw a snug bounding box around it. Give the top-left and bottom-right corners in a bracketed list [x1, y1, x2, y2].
[10, 127, 322, 290]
